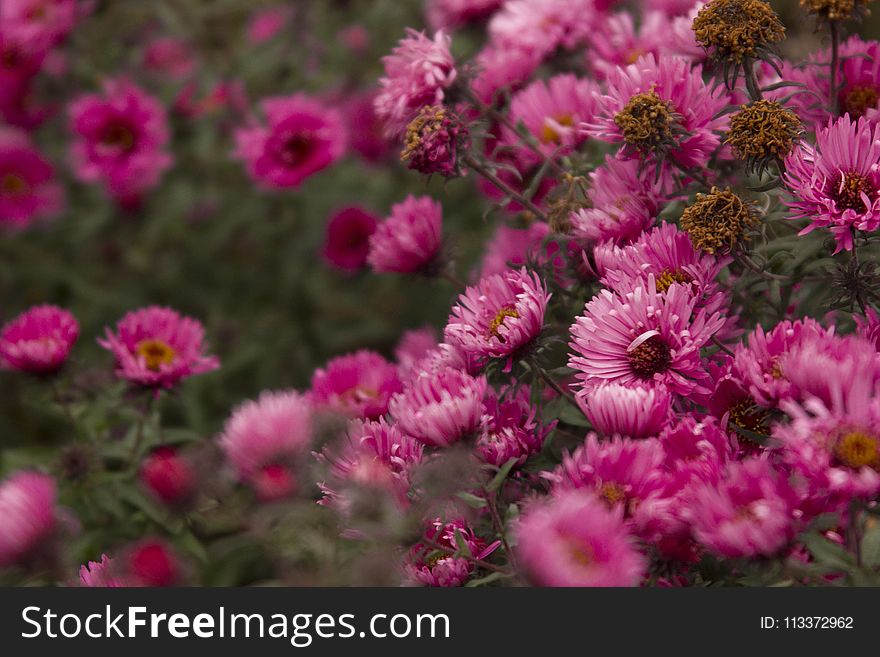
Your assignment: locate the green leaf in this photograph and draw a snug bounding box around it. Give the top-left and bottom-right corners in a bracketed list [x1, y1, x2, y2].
[452, 529, 473, 558]
[456, 492, 487, 509]
[465, 571, 513, 587]
[861, 525, 880, 568]
[801, 532, 854, 571]
[487, 458, 518, 492]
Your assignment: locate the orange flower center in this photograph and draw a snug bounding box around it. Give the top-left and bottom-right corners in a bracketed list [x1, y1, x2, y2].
[655, 268, 692, 293]
[833, 430, 880, 470]
[487, 306, 520, 342]
[136, 339, 177, 371]
[540, 114, 574, 144]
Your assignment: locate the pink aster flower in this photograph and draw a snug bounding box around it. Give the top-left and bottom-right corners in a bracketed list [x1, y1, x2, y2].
[68, 78, 172, 205]
[394, 326, 439, 377]
[407, 518, 499, 587]
[342, 91, 394, 163]
[310, 350, 402, 420]
[1, 0, 78, 51]
[374, 29, 457, 137]
[505, 74, 599, 164]
[0, 471, 57, 567]
[660, 416, 733, 496]
[246, 5, 291, 45]
[98, 306, 220, 389]
[367, 194, 443, 274]
[322, 206, 378, 272]
[570, 154, 672, 246]
[0, 128, 64, 229]
[579, 382, 673, 440]
[488, 0, 598, 60]
[0, 304, 78, 373]
[515, 488, 646, 586]
[219, 390, 313, 501]
[855, 307, 880, 351]
[784, 115, 880, 252]
[599, 221, 730, 316]
[444, 267, 549, 368]
[79, 554, 125, 587]
[234, 94, 346, 190]
[477, 386, 554, 467]
[583, 53, 728, 170]
[732, 318, 832, 408]
[426, 0, 504, 31]
[143, 37, 197, 81]
[389, 366, 487, 446]
[316, 417, 424, 510]
[568, 277, 725, 396]
[477, 221, 549, 279]
[586, 11, 670, 80]
[469, 44, 541, 106]
[140, 446, 197, 508]
[684, 457, 799, 558]
[122, 538, 183, 587]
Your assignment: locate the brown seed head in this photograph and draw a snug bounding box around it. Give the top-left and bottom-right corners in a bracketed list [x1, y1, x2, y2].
[680, 186, 760, 254]
[692, 0, 785, 63]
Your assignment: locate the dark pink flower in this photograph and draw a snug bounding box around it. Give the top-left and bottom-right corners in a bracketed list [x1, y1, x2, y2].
[368, 195, 443, 274]
[0, 304, 78, 373]
[143, 37, 197, 81]
[477, 386, 554, 467]
[579, 382, 673, 439]
[0, 128, 64, 229]
[140, 447, 197, 508]
[310, 350, 402, 420]
[322, 206, 379, 272]
[407, 518, 499, 587]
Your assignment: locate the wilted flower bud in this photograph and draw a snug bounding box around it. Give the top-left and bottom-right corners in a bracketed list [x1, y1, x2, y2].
[401, 105, 468, 177]
[613, 89, 686, 158]
[800, 0, 872, 22]
[692, 0, 785, 64]
[725, 100, 802, 174]
[680, 186, 760, 254]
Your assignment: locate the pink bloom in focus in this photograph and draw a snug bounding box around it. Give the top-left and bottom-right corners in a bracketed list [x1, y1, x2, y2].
[246, 6, 291, 45]
[515, 488, 646, 586]
[505, 74, 599, 164]
[234, 94, 346, 189]
[316, 417, 424, 510]
[389, 366, 487, 446]
[367, 195, 443, 274]
[444, 267, 549, 367]
[584, 53, 728, 170]
[143, 37, 196, 81]
[0, 471, 57, 567]
[219, 390, 313, 501]
[0, 128, 64, 229]
[98, 306, 220, 389]
[407, 518, 499, 587]
[579, 382, 673, 439]
[0, 304, 78, 373]
[310, 350, 403, 420]
[568, 278, 724, 396]
[570, 154, 672, 246]
[732, 318, 831, 408]
[79, 554, 125, 587]
[322, 206, 379, 272]
[685, 458, 799, 558]
[374, 29, 457, 137]
[477, 386, 554, 467]
[783, 115, 880, 253]
[69, 79, 172, 205]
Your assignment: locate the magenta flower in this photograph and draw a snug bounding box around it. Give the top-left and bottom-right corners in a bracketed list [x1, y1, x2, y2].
[478, 221, 549, 279]
[477, 386, 554, 467]
[586, 11, 670, 80]
[583, 53, 728, 170]
[0, 128, 64, 229]
[234, 94, 346, 189]
[568, 278, 724, 396]
[1, 0, 78, 51]
[732, 318, 831, 408]
[579, 382, 673, 440]
[426, 0, 504, 31]
[488, 0, 597, 60]
[0, 304, 78, 373]
[660, 416, 732, 498]
[515, 489, 646, 587]
[407, 518, 499, 587]
[389, 366, 487, 446]
[684, 458, 798, 558]
[69, 78, 172, 205]
[246, 6, 291, 45]
[784, 115, 880, 253]
[310, 350, 403, 420]
[143, 37, 197, 81]
[444, 267, 549, 368]
[0, 471, 57, 567]
[140, 447, 197, 508]
[505, 74, 599, 164]
[98, 306, 219, 389]
[469, 44, 541, 106]
[322, 206, 379, 272]
[219, 390, 314, 501]
[316, 417, 424, 510]
[570, 154, 672, 246]
[855, 307, 880, 351]
[79, 555, 125, 587]
[367, 195, 443, 274]
[374, 29, 457, 137]
[394, 326, 439, 378]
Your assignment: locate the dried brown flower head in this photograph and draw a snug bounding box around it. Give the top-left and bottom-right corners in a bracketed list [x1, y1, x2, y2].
[613, 89, 684, 157]
[725, 100, 802, 173]
[692, 0, 785, 63]
[800, 0, 872, 22]
[680, 186, 760, 254]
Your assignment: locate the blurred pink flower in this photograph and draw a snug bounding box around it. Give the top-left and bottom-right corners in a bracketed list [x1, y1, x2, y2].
[1, 0, 78, 51]
[368, 195, 443, 274]
[140, 446, 197, 508]
[98, 306, 219, 389]
[68, 78, 172, 205]
[246, 6, 291, 45]
[407, 518, 499, 587]
[310, 350, 402, 420]
[515, 489, 646, 586]
[123, 539, 182, 587]
[0, 128, 64, 229]
[426, 0, 503, 31]
[322, 206, 379, 272]
[0, 304, 78, 373]
[143, 36, 197, 81]
[0, 471, 57, 567]
[79, 554, 125, 587]
[394, 326, 439, 377]
[234, 94, 346, 189]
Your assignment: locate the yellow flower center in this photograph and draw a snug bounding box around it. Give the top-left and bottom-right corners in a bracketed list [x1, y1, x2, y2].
[655, 269, 692, 293]
[487, 306, 520, 342]
[135, 339, 177, 371]
[833, 430, 880, 470]
[564, 538, 594, 568]
[539, 114, 574, 145]
[599, 481, 626, 506]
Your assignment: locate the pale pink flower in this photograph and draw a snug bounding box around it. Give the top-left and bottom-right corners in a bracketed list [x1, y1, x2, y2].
[0, 471, 57, 567]
[579, 382, 673, 439]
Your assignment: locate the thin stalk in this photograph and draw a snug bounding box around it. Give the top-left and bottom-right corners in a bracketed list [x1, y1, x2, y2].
[528, 357, 582, 415]
[463, 155, 549, 222]
[830, 20, 840, 117]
